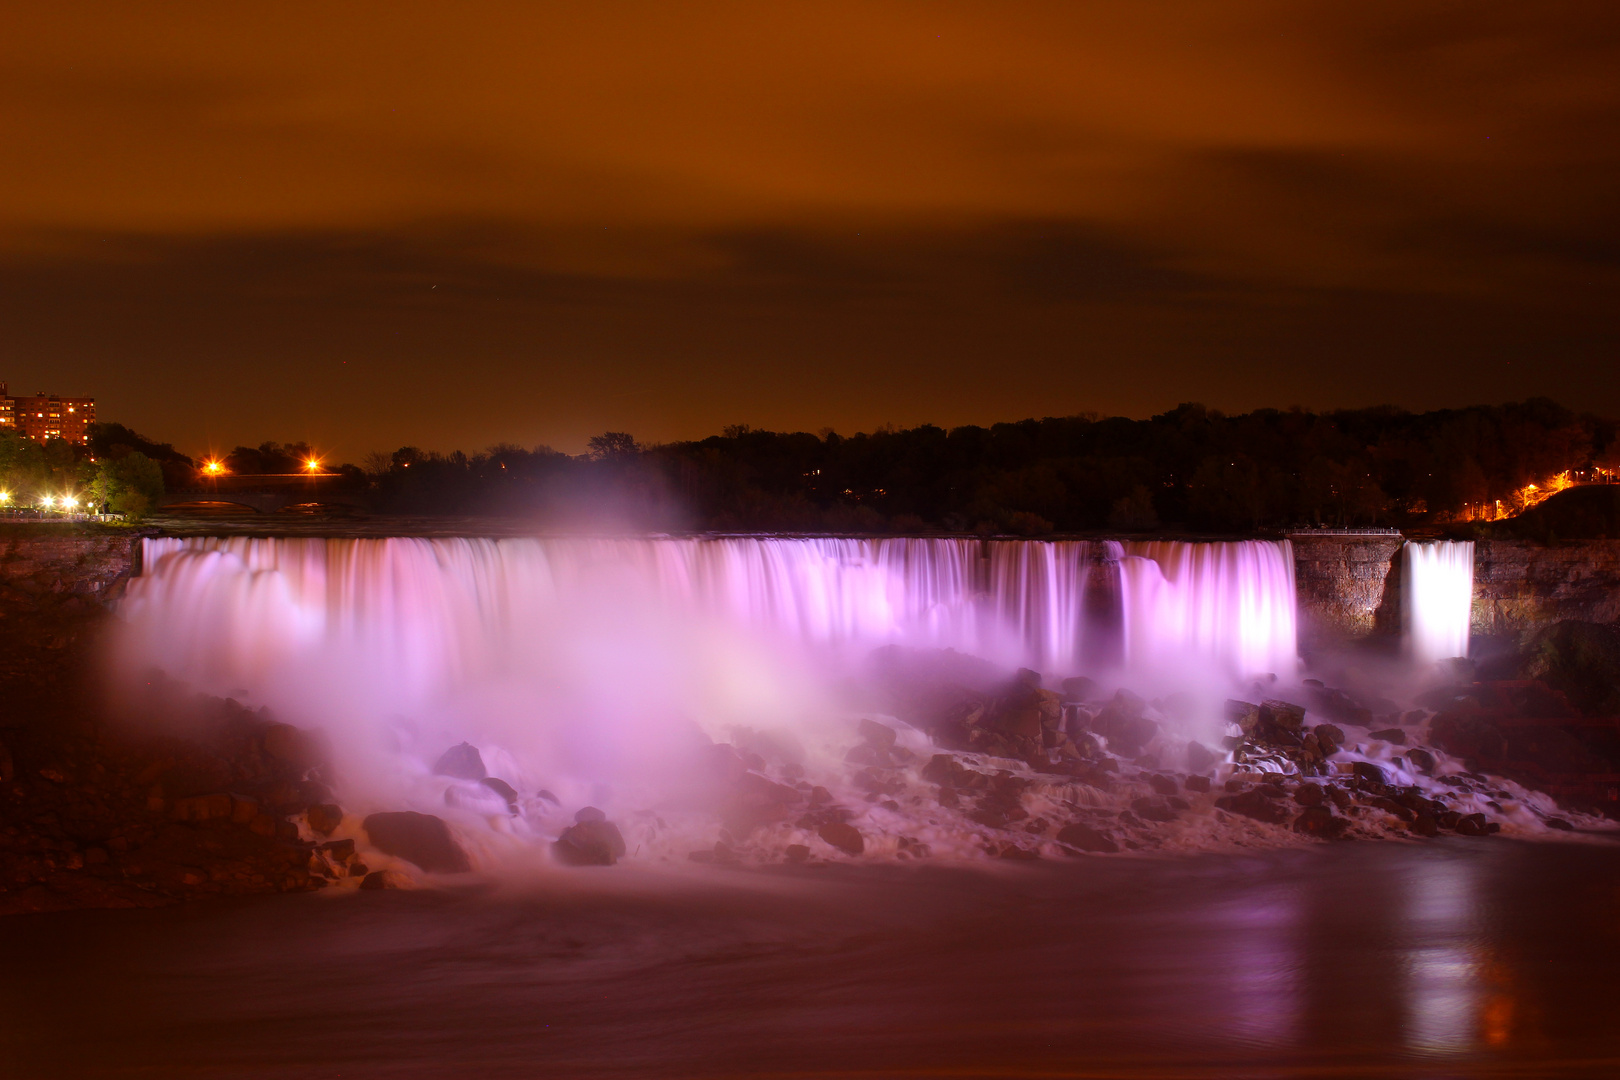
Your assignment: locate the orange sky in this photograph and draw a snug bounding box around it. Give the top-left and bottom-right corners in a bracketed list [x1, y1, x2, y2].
[2, 3, 1617, 455]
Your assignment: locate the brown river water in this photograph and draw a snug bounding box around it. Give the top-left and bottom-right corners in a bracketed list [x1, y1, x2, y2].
[4, 839, 1620, 1079]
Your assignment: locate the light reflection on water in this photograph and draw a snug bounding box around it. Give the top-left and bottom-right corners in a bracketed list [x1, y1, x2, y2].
[3, 841, 1619, 1078]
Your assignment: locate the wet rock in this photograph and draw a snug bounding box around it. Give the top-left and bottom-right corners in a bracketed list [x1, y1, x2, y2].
[1293, 805, 1343, 838]
[1314, 723, 1345, 747]
[858, 718, 898, 749]
[1405, 748, 1436, 774]
[307, 803, 343, 836]
[1130, 797, 1178, 823]
[1545, 817, 1575, 831]
[1183, 775, 1211, 793]
[262, 723, 326, 771]
[1055, 822, 1120, 854]
[1293, 783, 1325, 807]
[479, 777, 519, 813]
[170, 793, 233, 823]
[1061, 676, 1098, 702]
[784, 843, 810, 863]
[1147, 774, 1179, 797]
[1325, 785, 1352, 810]
[1369, 728, 1407, 745]
[1214, 790, 1290, 825]
[817, 821, 865, 855]
[1185, 741, 1217, 773]
[229, 794, 262, 825]
[1226, 699, 1261, 735]
[432, 742, 486, 781]
[1261, 700, 1306, 732]
[1351, 761, 1387, 785]
[553, 818, 628, 866]
[1365, 796, 1415, 822]
[1455, 813, 1491, 836]
[1409, 814, 1440, 838]
[363, 811, 472, 873]
[574, 806, 607, 824]
[359, 868, 415, 890]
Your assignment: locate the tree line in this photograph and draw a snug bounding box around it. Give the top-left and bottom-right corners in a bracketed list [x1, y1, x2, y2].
[9, 401, 1609, 531]
[362, 400, 1618, 534]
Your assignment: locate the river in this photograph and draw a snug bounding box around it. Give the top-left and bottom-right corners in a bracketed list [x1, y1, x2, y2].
[5, 839, 1619, 1078]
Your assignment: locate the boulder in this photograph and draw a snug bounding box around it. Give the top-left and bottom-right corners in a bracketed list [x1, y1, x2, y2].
[1405, 748, 1436, 774]
[1293, 783, 1325, 807]
[1409, 814, 1440, 838]
[857, 718, 898, 749]
[432, 742, 486, 781]
[360, 868, 415, 890]
[479, 777, 519, 813]
[817, 821, 865, 855]
[307, 803, 343, 835]
[1369, 728, 1407, 745]
[1130, 797, 1178, 823]
[262, 723, 325, 771]
[1455, 813, 1492, 837]
[784, 843, 811, 863]
[1183, 775, 1212, 794]
[362, 811, 472, 873]
[1214, 791, 1290, 825]
[1261, 700, 1307, 732]
[1148, 774, 1179, 797]
[1350, 761, 1387, 785]
[1185, 741, 1217, 773]
[1055, 822, 1120, 854]
[553, 819, 627, 866]
[1293, 806, 1342, 837]
[1061, 676, 1099, 703]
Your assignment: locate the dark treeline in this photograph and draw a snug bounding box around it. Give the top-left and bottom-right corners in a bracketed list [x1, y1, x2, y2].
[363, 400, 1619, 534]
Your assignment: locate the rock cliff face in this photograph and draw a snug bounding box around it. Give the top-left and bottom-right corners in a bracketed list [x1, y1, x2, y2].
[0, 534, 143, 610]
[1290, 536, 1404, 652]
[1292, 535, 1620, 649]
[1473, 540, 1620, 637]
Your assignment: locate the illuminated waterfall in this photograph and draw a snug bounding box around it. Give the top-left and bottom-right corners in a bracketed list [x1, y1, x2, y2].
[116, 536, 1303, 803]
[1118, 540, 1299, 677]
[1404, 540, 1475, 663]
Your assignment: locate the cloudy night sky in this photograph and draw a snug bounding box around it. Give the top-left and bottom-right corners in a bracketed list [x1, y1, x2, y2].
[2, 2, 1617, 457]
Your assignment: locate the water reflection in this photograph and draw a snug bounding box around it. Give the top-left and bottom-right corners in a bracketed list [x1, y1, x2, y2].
[3, 842, 1618, 1078]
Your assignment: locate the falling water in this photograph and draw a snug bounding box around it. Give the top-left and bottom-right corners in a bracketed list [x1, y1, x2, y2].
[1404, 540, 1475, 663]
[1118, 540, 1299, 678]
[115, 536, 1302, 807]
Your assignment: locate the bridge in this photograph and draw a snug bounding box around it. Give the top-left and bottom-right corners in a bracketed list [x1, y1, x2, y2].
[159, 473, 367, 513]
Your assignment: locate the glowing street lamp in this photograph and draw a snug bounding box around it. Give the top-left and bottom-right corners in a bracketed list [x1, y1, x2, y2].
[61, 495, 78, 510]
[0, 491, 10, 504]
[40, 495, 55, 508]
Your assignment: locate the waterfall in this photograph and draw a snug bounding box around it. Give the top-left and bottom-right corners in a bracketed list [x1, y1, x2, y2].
[1118, 540, 1299, 677]
[115, 535, 1303, 806]
[1404, 540, 1475, 663]
[126, 537, 1301, 691]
